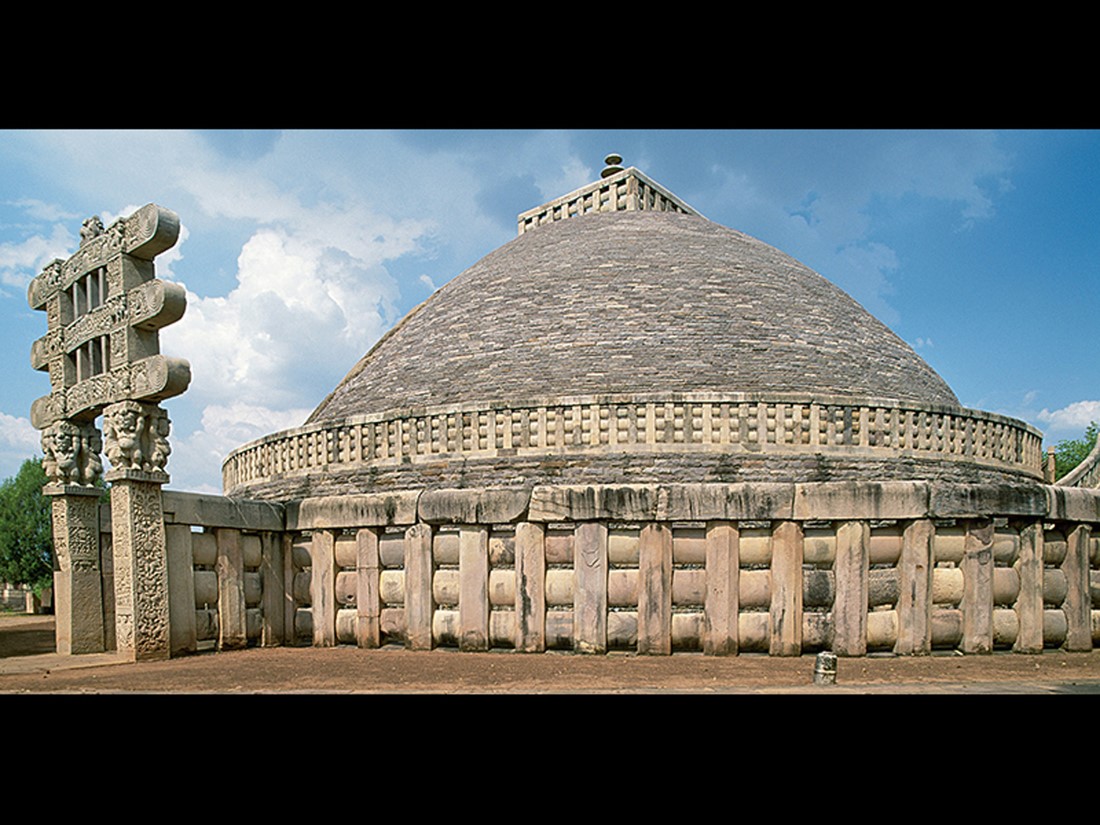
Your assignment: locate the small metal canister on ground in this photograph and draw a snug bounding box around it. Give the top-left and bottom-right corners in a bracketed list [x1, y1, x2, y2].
[814, 651, 837, 685]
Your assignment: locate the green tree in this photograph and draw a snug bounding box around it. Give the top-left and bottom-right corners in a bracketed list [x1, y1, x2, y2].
[1054, 421, 1099, 481]
[0, 458, 53, 591]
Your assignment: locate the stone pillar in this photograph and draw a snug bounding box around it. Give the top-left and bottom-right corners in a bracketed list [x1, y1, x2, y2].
[897, 519, 934, 655]
[703, 521, 739, 656]
[1064, 524, 1092, 651]
[260, 531, 286, 647]
[404, 523, 434, 651]
[165, 522, 197, 656]
[218, 528, 248, 650]
[833, 520, 869, 657]
[355, 527, 381, 649]
[46, 485, 105, 655]
[108, 474, 170, 661]
[514, 522, 546, 652]
[104, 402, 175, 662]
[574, 522, 608, 654]
[638, 523, 672, 655]
[1013, 520, 1044, 654]
[769, 520, 803, 656]
[961, 519, 994, 654]
[458, 525, 490, 651]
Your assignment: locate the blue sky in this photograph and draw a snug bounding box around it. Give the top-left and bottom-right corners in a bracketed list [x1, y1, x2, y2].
[0, 129, 1096, 493]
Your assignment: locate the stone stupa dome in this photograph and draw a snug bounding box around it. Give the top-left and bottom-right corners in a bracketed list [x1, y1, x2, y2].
[223, 162, 1041, 500]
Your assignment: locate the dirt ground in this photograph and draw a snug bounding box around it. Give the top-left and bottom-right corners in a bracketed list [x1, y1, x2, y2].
[3, 612, 1100, 694]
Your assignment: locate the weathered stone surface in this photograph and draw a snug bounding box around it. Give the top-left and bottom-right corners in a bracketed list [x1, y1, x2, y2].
[896, 519, 933, 655]
[1046, 486, 1100, 522]
[529, 485, 661, 522]
[769, 521, 803, 656]
[110, 478, 170, 662]
[833, 521, 869, 656]
[637, 523, 672, 655]
[961, 520, 994, 654]
[289, 492, 420, 530]
[794, 481, 929, 521]
[418, 488, 530, 525]
[573, 522, 607, 654]
[163, 491, 283, 531]
[165, 523, 196, 655]
[48, 488, 105, 655]
[1064, 525, 1093, 651]
[458, 526, 489, 651]
[260, 532, 285, 647]
[309, 530, 336, 648]
[703, 522, 738, 655]
[514, 522, 545, 652]
[930, 483, 1047, 518]
[1014, 521, 1044, 654]
[404, 524, 434, 650]
[661, 483, 794, 521]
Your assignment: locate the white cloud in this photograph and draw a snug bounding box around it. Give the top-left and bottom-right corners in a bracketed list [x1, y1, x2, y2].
[0, 223, 75, 287]
[165, 401, 313, 493]
[0, 411, 38, 451]
[419, 273, 436, 291]
[162, 226, 400, 411]
[1036, 400, 1100, 435]
[0, 411, 41, 480]
[5, 198, 80, 223]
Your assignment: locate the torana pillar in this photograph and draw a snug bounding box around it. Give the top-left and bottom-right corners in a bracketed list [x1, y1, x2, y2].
[40, 420, 105, 654]
[103, 401, 174, 660]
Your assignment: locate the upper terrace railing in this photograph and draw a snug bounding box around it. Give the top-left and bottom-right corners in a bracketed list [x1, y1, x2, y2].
[222, 393, 1044, 496]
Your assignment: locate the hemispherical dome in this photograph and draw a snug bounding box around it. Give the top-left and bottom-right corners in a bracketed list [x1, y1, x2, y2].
[224, 202, 1041, 501]
[308, 211, 958, 425]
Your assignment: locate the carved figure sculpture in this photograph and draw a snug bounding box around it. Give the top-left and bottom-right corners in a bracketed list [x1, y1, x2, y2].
[146, 411, 171, 472]
[43, 423, 80, 484]
[82, 428, 104, 486]
[79, 215, 104, 245]
[41, 420, 102, 486]
[104, 402, 146, 471]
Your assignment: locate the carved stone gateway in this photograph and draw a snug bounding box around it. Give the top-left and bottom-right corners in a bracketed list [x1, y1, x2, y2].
[28, 204, 190, 660]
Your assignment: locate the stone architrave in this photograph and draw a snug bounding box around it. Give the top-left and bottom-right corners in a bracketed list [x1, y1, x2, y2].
[28, 204, 190, 660]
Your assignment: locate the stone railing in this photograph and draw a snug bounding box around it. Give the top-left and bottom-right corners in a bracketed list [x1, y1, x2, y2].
[222, 394, 1044, 497]
[92, 491, 284, 655]
[516, 167, 698, 234]
[73, 481, 1100, 658]
[1057, 437, 1100, 489]
[278, 481, 1100, 656]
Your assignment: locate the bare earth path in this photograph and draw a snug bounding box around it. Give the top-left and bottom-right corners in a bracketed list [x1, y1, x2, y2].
[3, 613, 1100, 694]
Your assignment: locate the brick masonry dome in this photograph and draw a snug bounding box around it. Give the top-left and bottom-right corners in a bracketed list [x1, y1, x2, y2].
[309, 210, 959, 424]
[223, 167, 1043, 499]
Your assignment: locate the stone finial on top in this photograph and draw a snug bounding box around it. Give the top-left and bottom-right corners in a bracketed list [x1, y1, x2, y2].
[517, 155, 702, 235]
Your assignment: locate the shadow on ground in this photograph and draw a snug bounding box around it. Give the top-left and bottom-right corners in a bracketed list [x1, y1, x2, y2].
[0, 615, 56, 658]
